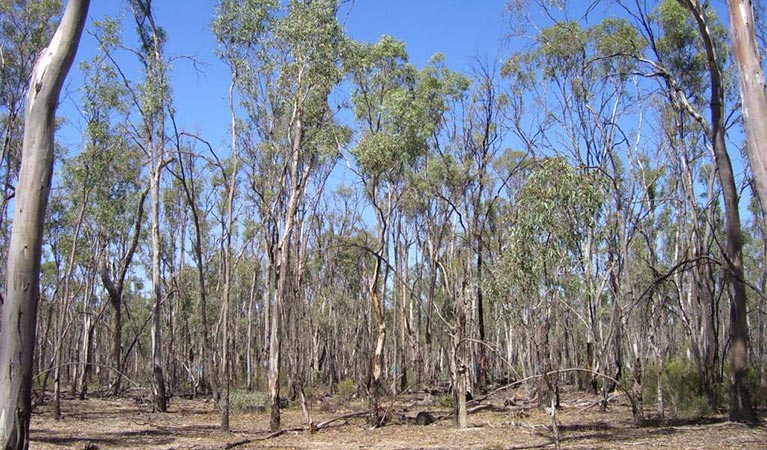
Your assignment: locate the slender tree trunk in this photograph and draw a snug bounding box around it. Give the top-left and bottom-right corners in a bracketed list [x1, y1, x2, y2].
[53, 188, 90, 419]
[268, 110, 307, 432]
[0, 1, 89, 447]
[368, 189, 389, 427]
[78, 289, 95, 401]
[150, 167, 167, 412]
[220, 72, 239, 432]
[100, 189, 146, 396]
[727, 0, 767, 213]
[679, 0, 755, 421]
[246, 269, 257, 391]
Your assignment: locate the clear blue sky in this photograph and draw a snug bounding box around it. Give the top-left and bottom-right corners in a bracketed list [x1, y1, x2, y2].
[58, 0, 513, 155]
[56, 1, 749, 209]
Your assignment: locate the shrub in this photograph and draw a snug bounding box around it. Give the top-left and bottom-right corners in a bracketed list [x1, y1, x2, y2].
[230, 390, 267, 413]
[335, 378, 356, 401]
[745, 364, 767, 407]
[640, 362, 660, 407]
[662, 359, 710, 416]
[437, 393, 454, 409]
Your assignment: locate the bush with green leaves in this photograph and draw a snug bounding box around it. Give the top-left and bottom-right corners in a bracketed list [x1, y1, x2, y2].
[745, 365, 767, 407]
[229, 390, 267, 413]
[641, 359, 711, 417]
[335, 378, 357, 401]
[437, 393, 454, 409]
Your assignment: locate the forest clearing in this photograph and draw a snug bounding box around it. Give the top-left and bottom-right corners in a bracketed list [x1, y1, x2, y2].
[29, 387, 767, 450]
[4, 0, 767, 449]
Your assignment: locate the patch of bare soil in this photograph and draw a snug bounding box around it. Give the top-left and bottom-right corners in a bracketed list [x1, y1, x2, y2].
[30, 390, 767, 450]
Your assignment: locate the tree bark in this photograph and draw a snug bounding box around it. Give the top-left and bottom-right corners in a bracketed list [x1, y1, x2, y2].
[727, 0, 767, 214]
[150, 165, 167, 412]
[100, 189, 146, 396]
[0, 0, 89, 447]
[268, 109, 308, 432]
[678, 0, 756, 422]
[220, 72, 239, 432]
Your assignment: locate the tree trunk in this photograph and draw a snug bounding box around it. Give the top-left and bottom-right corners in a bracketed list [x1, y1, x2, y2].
[679, 0, 756, 422]
[100, 189, 146, 396]
[728, 0, 767, 214]
[268, 110, 307, 432]
[452, 290, 468, 429]
[150, 167, 167, 412]
[0, 0, 89, 447]
[220, 72, 239, 432]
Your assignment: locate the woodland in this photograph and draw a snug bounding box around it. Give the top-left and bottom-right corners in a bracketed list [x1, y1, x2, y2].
[1, 0, 767, 449]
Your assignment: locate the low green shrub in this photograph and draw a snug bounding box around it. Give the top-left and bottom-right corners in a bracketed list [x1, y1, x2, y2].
[230, 390, 267, 413]
[437, 393, 454, 409]
[335, 378, 356, 401]
[745, 364, 767, 407]
[663, 358, 710, 415]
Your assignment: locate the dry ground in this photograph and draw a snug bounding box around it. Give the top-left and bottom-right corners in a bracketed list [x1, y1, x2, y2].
[29, 389, 767, 450]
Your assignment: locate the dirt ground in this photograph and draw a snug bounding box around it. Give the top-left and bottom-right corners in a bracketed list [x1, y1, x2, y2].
[30, 389, 767, 450]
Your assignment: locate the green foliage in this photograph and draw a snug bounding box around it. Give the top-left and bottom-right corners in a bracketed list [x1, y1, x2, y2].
[212, 0, 276, 67]
[641, 359, 713, 416]
[666, 359, 714, 415]
[348, 37, 467, 183]
[437, 393, 454, 409]
[0, 0, 61, 208]
[538, 20, 587, 73]
[230, 390, 267, 413]
[652, 0, 731, 105]
[335, 378, 356, 401]
[745, 365, 767, 407]
[589, 18, 645, 78]
[492, 157, 605, 300]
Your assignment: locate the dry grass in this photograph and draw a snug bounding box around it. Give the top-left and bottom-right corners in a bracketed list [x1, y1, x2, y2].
[29, 389, 767, 450]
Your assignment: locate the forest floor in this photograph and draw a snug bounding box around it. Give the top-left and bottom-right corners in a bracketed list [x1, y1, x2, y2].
[29, 387, 767, 450]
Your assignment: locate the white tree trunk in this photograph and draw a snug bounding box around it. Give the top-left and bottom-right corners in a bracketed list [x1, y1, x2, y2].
[0, 1, 89, 448]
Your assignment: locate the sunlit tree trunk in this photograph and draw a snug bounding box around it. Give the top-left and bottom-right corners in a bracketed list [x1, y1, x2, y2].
[727, 0, 767, 213]
[0, 0, 89, 447]
[220, 72, 239, 432]
[679, 0, 756, 422]
[53, 190, 89, 420]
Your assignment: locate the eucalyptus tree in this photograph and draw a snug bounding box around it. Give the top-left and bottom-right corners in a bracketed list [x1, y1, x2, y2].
[212, 0, 270, 429]
[346, 37, 469, 425]
[490, 157, 605, 411]
[125, 0, 173, 412]
[346, 36, 431, 426]
[677, 0, 754, 422]
[217, 0, 346, 431]
[624, 0, 753, 420]
[621, 0, 723, 410]
[0, 0, 61, 253]
[74, 31, 147, 397]
[727, 0, 767, 215]
[0, 0, 89, 447]
[378, 54, 470, 397]
[417, 60, 504, 394]
[502, 13, 647, 412]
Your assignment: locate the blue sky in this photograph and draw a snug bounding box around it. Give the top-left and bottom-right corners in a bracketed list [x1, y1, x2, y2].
[55, 0, 752, 217]
[58, 0, 513, 155]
